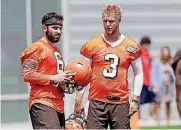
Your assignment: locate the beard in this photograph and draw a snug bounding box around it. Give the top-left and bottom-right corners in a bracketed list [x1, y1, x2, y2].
[46, 29, 61, 43]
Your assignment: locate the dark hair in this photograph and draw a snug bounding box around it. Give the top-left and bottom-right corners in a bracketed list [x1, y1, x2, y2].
[140, 36, 151, 45]
[41, 12, 64, 25]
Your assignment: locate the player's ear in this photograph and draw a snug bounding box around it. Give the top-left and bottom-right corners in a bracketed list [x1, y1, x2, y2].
[42, 25, 47, 32]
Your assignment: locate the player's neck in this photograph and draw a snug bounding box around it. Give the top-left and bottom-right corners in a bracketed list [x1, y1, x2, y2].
[42, 36, 57, 47]
[104, 30, 121, 42]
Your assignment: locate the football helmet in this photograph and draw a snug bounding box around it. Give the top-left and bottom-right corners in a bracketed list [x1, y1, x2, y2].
[65, 114, 87, 130]
[65, 59, 92, 87]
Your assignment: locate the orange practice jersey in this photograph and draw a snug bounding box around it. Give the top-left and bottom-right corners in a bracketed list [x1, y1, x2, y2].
[20, 38, 65, 112]
[80, 35, 142, 103]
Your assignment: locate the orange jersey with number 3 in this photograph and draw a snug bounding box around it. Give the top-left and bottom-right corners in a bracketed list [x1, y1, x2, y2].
[80, 35, 142, 103]
[20, 38, 65, 112]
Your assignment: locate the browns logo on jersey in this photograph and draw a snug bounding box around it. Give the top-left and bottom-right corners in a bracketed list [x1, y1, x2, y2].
[80, 35, 142, 103]
[20, 38, 65, 112]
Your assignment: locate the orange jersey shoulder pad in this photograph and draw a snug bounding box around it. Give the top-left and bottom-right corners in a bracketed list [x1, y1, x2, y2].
[20, 41, 46, 65]
[80, 35, 102, 59]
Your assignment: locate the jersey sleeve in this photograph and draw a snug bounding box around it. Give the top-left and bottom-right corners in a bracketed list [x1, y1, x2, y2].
[128, 42, 142, 61]
[20, 43, 52, 85]
[80, 40, 96, 59]
[20, 43, 43, 65]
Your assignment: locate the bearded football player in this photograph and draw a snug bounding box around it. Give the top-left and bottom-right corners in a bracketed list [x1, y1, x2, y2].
[20, 12, 75, 129]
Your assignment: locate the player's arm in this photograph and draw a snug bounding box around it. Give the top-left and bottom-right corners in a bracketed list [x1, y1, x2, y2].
[22, 59, 74, 86]
[74, 87, 87, 113]
[131, 57, 143, 101]
[20, 46, 73, 86]
[128, 57, 143, 115]
[22, 59, 53, 85]
[20, 45, 55, 85]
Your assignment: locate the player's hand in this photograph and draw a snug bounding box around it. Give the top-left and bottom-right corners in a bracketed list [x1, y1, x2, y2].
[126, 100, 139, 118]
[52, 70, 76, 85]
[75, 107, 84, 118]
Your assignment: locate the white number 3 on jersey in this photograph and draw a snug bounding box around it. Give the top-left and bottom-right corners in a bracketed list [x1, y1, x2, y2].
[103, 54, 120, 78]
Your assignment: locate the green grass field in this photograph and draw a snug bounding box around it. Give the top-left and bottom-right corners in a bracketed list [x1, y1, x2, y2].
[141, 125, 181, 129]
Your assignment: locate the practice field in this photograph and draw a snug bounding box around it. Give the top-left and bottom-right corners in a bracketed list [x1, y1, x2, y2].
[141, 125, 181, 129]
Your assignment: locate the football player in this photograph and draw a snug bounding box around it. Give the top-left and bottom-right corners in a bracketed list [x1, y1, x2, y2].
[74, 4, 143, 129]
[20, 12, 75, 129]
